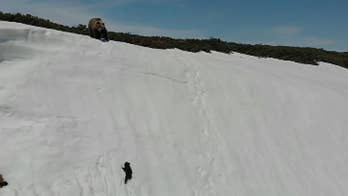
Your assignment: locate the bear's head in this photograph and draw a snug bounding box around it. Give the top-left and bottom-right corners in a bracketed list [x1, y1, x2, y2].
[95, 19, 106, 32]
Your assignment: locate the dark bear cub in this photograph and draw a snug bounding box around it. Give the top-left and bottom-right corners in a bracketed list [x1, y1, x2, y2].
[122, 162, 132, 184]
[0, 175, 8, 188]
[88, 18, 109, 41]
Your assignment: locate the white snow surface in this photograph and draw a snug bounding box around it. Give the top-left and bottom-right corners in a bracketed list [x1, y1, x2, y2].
[1, 21, 348, 196]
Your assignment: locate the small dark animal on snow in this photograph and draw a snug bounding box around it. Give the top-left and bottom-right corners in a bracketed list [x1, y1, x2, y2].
[88, 18, 109, 41]
[0, 175, 8, 188]
[122, 162, 133, 184]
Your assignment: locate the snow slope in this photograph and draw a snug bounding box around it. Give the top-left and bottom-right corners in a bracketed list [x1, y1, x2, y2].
[1, 21, 348, 196]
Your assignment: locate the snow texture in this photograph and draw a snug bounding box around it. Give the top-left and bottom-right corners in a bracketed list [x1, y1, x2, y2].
[1, 21, 348, 196]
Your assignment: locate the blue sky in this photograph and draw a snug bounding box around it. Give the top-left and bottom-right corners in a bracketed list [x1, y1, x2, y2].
[2, 0, 347, 51]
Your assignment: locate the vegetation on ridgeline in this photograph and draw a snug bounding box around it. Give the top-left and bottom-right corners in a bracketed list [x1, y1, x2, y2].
[1, 11, 347, 68]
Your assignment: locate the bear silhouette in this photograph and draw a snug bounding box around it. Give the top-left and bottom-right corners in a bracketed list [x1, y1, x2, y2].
[88, 18, 109, 41]
[0, 175, 8, 188]
[122, 162, 132, 184]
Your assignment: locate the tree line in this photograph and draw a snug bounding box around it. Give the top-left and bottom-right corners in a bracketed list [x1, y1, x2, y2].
[1, 11, 347, 69]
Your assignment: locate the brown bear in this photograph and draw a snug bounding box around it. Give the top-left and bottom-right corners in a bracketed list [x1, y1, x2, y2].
[122, 162, 132, 184]
[88, 18, 109, 41]
[0, 174, 8, 188]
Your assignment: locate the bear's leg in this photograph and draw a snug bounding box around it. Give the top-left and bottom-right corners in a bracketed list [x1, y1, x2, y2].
[89, 29, 95, 38]
[95, 31, 101, 40]
[102, 29, 109, 41]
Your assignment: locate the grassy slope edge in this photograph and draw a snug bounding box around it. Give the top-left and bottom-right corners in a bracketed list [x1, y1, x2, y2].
[1, 11, 347, 69]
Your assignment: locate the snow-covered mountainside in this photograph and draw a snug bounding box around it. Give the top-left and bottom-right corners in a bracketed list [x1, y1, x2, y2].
[1, 21, 348, 196]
